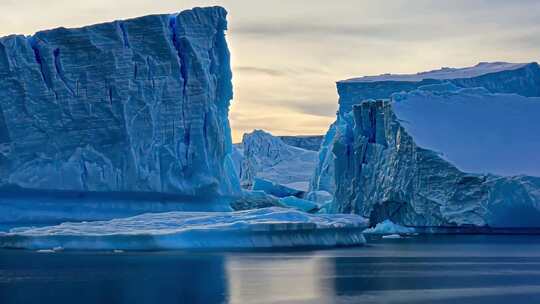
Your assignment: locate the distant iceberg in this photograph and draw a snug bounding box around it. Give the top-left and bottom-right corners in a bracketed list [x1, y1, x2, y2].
[237, 130, 319, 192]
[0, 208, 368, 250]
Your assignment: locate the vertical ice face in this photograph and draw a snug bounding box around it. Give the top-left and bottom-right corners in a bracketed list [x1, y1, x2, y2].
[0, 7, 240, 197]
[311, 62, 540, 228]
[336, 62, 540, 113]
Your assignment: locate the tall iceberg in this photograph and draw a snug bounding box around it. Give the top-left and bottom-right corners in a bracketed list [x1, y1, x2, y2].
[311, 62, 540, 229]
[0, 7, 240, 223]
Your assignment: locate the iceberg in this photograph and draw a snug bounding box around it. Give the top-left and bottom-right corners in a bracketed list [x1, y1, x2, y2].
[337, 62, 540, 113]
[0, 6, 238, 197]
[0, 7, 241, 223]
[311, 62, 540, 229]
[238, 130, 318, 192]
[0, 207, 368, 250]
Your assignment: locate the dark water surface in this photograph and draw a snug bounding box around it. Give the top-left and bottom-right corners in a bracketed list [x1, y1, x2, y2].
[1, 235, 540, 304]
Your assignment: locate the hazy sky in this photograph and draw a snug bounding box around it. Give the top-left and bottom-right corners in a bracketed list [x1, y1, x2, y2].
[1, 1, 539, 142]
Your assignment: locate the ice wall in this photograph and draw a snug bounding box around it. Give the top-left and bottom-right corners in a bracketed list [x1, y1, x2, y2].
[0, 7, 239, 198]
[337, 62, 540, 113]
[311, 62, 540, 228]
[325, 101, 540, 227]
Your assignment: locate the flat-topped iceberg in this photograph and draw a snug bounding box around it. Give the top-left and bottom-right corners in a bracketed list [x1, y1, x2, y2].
[0, 7, 243, 225]
[0, 6, 238, 198]
[0, 207, 368, 250]
[310, 62, 540, 229]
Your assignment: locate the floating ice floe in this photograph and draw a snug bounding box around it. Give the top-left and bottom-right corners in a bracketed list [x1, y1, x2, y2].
[381, 234, 403, 239]
[0, 208, 368, 251]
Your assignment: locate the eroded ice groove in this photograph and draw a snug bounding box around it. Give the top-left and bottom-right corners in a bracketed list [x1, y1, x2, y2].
[0, 208, 368, 250]
[0, 6, 239, 198]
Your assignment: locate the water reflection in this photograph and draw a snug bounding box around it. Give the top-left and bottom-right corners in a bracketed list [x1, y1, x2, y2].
[226, 254, 335, 303]
[0, 251, 228, 304]
[3, 236, 540, 304]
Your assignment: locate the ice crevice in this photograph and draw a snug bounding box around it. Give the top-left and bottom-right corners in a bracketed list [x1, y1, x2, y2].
[53, 48, 75, 96]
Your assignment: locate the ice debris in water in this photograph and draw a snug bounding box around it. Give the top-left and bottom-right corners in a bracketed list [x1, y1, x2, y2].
[363, 220, 416, 235]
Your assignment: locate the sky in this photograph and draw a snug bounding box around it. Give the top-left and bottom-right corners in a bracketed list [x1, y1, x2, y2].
[1, 1, 539, 142]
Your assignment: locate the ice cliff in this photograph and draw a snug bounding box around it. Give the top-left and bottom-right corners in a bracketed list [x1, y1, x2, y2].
[0, 7, 239, 199]
[337, 62, 540, 113]
[311, 62, 540, 228]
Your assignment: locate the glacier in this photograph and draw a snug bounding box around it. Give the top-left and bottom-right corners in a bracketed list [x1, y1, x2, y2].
[311, 62, 540, 229]
[0, 207, 368, 250]
[0, 7, 238, 197]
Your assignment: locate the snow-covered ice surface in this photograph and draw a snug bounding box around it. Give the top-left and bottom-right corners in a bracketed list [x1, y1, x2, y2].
[0, 208, 368, 250]
[335, 62, 540, 113]
[239, 130, 318, 192]
[393, 88, 540, 176]
[343, 62, 528, 83]
[363, 220, 416, 235]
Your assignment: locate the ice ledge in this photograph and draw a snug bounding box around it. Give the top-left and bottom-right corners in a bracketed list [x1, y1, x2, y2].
[341, 62, 533, 83]
[0, 208, 368, 251]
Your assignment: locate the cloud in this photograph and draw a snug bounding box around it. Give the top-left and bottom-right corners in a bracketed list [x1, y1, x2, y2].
[275, 100, 337, 118]
[233, 65, 330, 77]
[234, 66, 285, 76]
